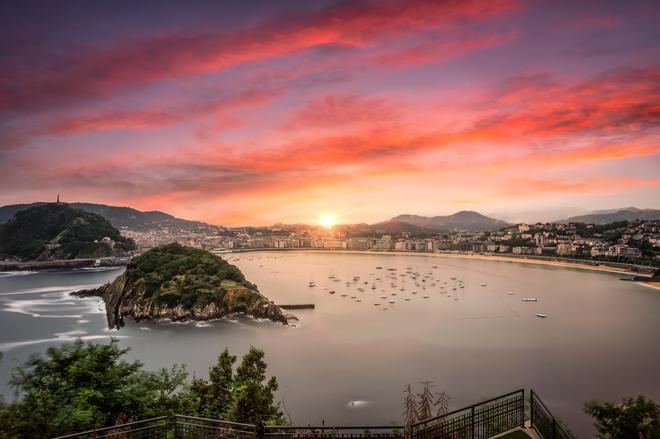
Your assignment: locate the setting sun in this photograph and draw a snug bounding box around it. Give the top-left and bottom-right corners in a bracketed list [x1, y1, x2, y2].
[319, 214, 336, 228]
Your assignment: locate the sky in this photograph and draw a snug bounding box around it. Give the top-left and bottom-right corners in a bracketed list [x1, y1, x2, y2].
[1, 0, 659, 226]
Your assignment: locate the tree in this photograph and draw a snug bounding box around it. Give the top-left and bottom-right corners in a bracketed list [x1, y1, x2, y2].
[434, 391, 450, 417]
[0, 339, 190, 438]
[418, 381, 434, 421]
[403, 384, 419, 438]
[0, 340, 284, 438]
[190, 348, 236, 418]
[188, 346, 284, 425]
[585, 396, 660, 438]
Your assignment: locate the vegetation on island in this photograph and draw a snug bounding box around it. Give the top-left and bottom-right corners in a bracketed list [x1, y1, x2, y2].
[0, 340, 284, 438]
[0, 203, 135, 261]
[76, 243, 292, 328]
[126, 242, 258, 310]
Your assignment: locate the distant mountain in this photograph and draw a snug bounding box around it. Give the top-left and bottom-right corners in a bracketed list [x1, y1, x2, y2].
[0, 202, 216, 232]
[0, 203, 136, 261]
[562, 208, 660, 224]
[488, 207, 591, 224]
[391, 211, 510, 232]
[367, 220, 436, 235]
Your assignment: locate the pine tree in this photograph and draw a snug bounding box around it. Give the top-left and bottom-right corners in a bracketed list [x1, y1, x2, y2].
[418, 381, 434, 421]
[403, 384, 419, 438]
[434, 391, 450, 417]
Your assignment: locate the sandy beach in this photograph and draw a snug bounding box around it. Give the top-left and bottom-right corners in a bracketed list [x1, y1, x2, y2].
[230, 248, 656, 278]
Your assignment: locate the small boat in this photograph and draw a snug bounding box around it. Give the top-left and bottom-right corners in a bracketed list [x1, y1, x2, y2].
[350, 296, 356, 299]
[422, 296, 429, 299]
[356, 299, 362, 303]
[328, 290, 335, 294]
[341, 294, 348, 297]
[507, 291, 515, 295]
[388, 300, 395, 304]
[522, 298, 538, 302]
[536, 313, 547, 318]
[374, 303, 380, 306]
[381, 296, 387, 299]
[376, 266, 383, 269]
[480, 283, 487, 287]
[358, 288, 365, 292]
[308, 282, 316, 287]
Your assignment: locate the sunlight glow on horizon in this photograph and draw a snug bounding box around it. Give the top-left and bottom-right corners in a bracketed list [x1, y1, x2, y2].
[319, 214, 336, 229]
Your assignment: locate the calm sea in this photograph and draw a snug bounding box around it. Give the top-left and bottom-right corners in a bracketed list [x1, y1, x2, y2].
[1, 251, 658, 437]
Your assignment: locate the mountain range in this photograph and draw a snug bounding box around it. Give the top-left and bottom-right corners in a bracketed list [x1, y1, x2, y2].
[389, 211, 510, 232]
[0, 202, 216, 232]
[1, 202, 658, 233]
[561, 208, 660, 224]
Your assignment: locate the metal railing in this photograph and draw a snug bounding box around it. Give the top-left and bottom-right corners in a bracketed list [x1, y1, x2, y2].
[530, 390, 574, 439]
[54, 389, 574, 439]
[173, 415, 259, 438]
[411, 389, 525, 439]
[54, 416, 170, 439]
[264, 425, 404, 438]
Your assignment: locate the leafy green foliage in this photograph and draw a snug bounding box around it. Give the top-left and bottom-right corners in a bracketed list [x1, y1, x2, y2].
[190, 346, 284, 425]
[0, 203, 135, 261]
[585, 396, 660, 438]
[0, 340, 284, 438]
[126, 243, 259, 310]
[0, 340, 188, 437]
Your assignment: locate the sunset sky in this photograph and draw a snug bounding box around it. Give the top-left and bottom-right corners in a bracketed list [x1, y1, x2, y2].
[1, 0, 659, 225]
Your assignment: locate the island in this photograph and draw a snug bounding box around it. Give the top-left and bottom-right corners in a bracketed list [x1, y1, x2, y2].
[0, 202, 136, 262]
[73, 243, 296, 328]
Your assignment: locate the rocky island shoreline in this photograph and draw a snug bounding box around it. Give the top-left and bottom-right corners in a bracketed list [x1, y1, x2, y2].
[73, 243, 296, 329]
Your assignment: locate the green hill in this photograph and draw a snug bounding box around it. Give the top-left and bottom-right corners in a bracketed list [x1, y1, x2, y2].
[0, 202, 217, 232]
[0, 203, 136, 261]
[563, 208, 660, 224]
[73, 243, 294, 328]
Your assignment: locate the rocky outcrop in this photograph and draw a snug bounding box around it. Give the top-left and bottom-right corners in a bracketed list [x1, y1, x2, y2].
[73, 273, 296, 329]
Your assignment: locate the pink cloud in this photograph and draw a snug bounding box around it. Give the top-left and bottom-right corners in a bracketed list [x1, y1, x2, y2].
[0, 0, 518, 113]
[374, 31, 517, 67]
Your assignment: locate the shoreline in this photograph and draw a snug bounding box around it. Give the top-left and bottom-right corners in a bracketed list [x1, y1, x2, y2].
[227, 248, 656, 278]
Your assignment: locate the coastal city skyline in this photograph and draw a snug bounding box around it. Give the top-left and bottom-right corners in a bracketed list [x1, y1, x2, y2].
[2, 0, 659, 225]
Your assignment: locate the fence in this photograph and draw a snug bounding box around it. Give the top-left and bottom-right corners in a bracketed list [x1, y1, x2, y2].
[54, 417, 404, 439]
[54, 416, 170, 439]
[530, 390, 573, 439]
[411, 389, 525, 439]
[55, 389, 574, 439]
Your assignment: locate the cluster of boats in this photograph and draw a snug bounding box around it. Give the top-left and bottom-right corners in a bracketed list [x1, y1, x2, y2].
[309, 266, 549, 317]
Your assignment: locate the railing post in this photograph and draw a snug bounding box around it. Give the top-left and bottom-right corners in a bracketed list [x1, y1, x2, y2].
[471, 406, 475, 439]
[520, 390, 525, 428]
[530, 390, 535, 429]
[168, 415, 176, 438]
[256, 423, 265, 439]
